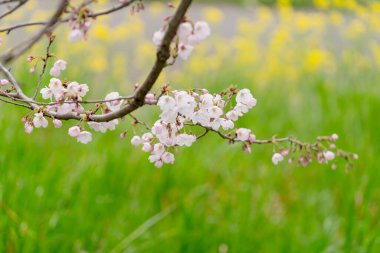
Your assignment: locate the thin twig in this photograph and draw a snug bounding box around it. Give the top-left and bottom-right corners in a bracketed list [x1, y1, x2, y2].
[0, 0, 27, 19]
[0, 0, 69, 63]
[32, 36, 54, 100]
[0, 0, 138, 33]
[0, 97, 32, 109]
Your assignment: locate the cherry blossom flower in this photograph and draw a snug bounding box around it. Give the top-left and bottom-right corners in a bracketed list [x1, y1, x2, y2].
[49, 67, 61, 77]
[145, 93, 155, 103]
[68, 126, 81, 137]
[157, 95, 176, 111]
[226, 110, 239, 121]
[68, 29, 83, 43]
[323, 151, 335, 161]
[177, 22, 193, 41]
[131, 136, 142, 146]
[236, 128, 251, 141]
[33, 113, 48, 128]
[178, 43, 194, 60]
[152, 29, 165, 46]
[0, 79, 9, 86]
[162, 152, 175, 164]
[220, 118, 234, 130]
[272, 153, 284, 165]
[40, 87, 53, 99]
[53, 119, 62, 128]
[24, 122, 33, 134]
[48, 78, 65, 97]
[236, 89, 257, 109]
[142, 142, 152, 152]
[54, 59, 67, 71]
[176, 134, 196, 147]
[105, 92, 123, 111]
[330, 133, 339, 142]
[77, 131, 92, 144]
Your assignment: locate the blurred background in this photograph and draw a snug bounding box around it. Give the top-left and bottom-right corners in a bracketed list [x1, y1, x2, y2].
[0, 0, 379, 252]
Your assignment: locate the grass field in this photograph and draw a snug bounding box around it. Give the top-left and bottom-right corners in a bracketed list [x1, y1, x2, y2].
[0, 1, 379, 252]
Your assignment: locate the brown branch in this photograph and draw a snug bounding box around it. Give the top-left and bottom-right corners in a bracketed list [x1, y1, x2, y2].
[0, 96, 32, 109]
[0, 0, 27, 20]
[87, 0, 192, 122]
[0, 0, 191, 123]
[32, 36, 54, 100]
[0, 0, 138, 33]
[0, 0, 69, 64]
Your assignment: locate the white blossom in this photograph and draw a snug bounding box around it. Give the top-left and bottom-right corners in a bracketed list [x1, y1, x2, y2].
[272, 153, 284, 165]
[236, 128, 251, 141]
[68, 126, 81, 137]
[77, 131, 92, 144]
[131, 136, 142, 146]
[33, 113, 48, 128]
[69, 29, 83, 43]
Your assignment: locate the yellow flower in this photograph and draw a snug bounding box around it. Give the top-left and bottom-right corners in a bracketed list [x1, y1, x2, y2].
[202, 7, 224, 25]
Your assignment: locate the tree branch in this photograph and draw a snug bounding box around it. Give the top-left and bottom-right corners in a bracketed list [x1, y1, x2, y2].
[0, 0, 27, 20]
[0, 0, 69, 64]
[0, 0, 138, 34]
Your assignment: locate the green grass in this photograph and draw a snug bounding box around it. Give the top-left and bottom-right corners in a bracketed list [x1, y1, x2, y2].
[0, 55, 378, 252]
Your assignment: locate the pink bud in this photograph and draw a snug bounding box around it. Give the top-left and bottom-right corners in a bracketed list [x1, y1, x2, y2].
[242, 143, 251, 153]
[0, 79, 9, 86]
[330, 133, 338, 142]
[353, 153, 359, 159]
[24, 122, 34, 134]
[281, 149, 290, 156]
[248, 134, 256, 144]
[30, 66, 36, 73]
[120, 132, 127, 139]
[145, 93, 155, 103]
[26, 55, 34, 62]
[53, 119, 62, 128]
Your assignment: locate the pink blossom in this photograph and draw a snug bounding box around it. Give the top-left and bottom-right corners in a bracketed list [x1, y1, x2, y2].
[77, 131, 92, 144]
[330, 133, 339, 142]
[131, 136, 142, 146]
[323, 151, 335, 161]
[105, 92, 122, 111]
[272, 153, 284, 165]
[142, 142, 153, 152]
[33, 113, 48, 128]
[145, 93, 155, 103]
[24, 122, 34, 134]
[157, 95, 176, 111]
[68, 29, 83, 43]
[177, 22, 193, 41]
[53, 119, 62, 128]
[161, 152, 175, 164]
[178, 43, 194, 60]
[40, 87, 53, 100]
[152, 29, 165, 46]
[68, 126, 81, 137]
[49, 66, 61, 77]
[0, 79, 9, 86]
[236, 128, 251, 141]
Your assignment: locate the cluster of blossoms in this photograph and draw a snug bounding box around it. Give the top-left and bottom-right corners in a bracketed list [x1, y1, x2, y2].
[270, 133, 358, 170]
[130, 88, 258, 167]
[68, 20, 91, 43]
[153, 19, 210, 60]
[7, 6, 356, 170]
[22, 59, 122, 143]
